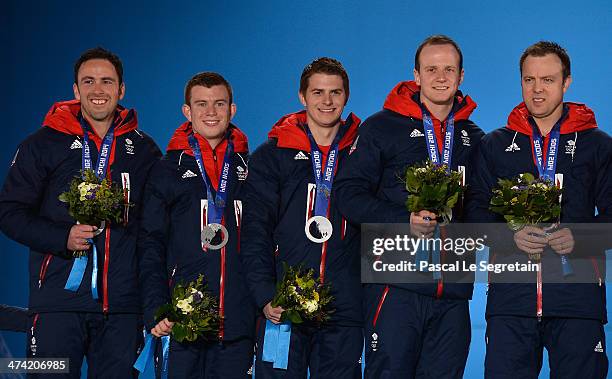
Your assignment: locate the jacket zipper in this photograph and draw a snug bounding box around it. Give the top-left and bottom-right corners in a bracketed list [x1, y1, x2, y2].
[219, 239, 226, 341]
[591, 258, 603, 287]
[103, 228, 111, 314]
[536, 261, 542, 319]
[372, 285, 389, 327]
[212, 148, 219, 182]
[38, 254, 53, 288]
[319, 241, 328, 284]
[212, 148, 225, 341]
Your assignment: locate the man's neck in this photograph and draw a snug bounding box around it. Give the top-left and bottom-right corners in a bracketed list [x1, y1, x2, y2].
[532, 105, 564, 137]
[85, 116, 113, 139]
[421, 98, 453, 123]
[309, 123, 340, 146]
[206, 136, 223, 150]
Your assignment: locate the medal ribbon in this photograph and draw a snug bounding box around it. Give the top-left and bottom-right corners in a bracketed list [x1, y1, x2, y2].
[305, 127, 342, 217]
[65, 117, 116, 298]
[262, 320, 292, 369]
[531, 121, 561, 182]
[188, 132, 234, 225]
[530, 116, 572, 276]
[422, 109, 455, 172]
[133, 334, 170, 378]
[415, 110, 455, 275]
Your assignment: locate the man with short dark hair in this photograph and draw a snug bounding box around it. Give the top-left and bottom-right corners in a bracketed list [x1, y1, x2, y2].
[467, 41, 611, 379]
[334, 35, 484, 378]
[0, 47, 161, 378]
[241, 57, 363, 378]
[138, 71, 255, 377]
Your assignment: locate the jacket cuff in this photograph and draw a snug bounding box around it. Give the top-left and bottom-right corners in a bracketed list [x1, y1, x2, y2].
[253, 282, 276, 310]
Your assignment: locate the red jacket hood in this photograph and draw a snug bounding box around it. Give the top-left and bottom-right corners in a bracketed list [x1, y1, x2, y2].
[267, 110, 360, 151]
[506, 102, 597, 135]
[383, 81, 477, 121]
[43, 99, 138, 137]
[166, 121, 249, 155]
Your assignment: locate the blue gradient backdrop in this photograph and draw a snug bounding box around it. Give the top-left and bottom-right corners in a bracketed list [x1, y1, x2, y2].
[3, 1, 611, 377]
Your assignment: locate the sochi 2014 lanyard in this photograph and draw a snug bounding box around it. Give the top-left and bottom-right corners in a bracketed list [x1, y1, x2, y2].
[188, 133, 233, 225]
[80, 117, 115, 180]
[531, 120, 562, 182]
[422, 109, 455, 172]
[305, 127, 342, 218]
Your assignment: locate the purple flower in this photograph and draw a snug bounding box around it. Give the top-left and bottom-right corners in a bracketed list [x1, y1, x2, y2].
[192, 291, 202, 304]
[85, 188, 98, 200]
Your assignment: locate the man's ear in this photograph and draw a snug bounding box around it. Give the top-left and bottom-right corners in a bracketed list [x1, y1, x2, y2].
[182, 104, 192, 122]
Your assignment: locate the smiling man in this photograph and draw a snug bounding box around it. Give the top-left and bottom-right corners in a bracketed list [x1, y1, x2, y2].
[241, 57, 363, 378]
[334, 35, 484, 378]
[138, 72, 255, 377]
[467, 41, 611, 379]
[0, 47, 161, 378]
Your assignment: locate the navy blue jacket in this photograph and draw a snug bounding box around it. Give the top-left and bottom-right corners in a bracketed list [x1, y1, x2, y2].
[138, 122, 255, 341]
[334, 81, 485, 300]
[466, 102, 612, 321]
[241, 111, 362, 327]
[0, 100, 161, 314]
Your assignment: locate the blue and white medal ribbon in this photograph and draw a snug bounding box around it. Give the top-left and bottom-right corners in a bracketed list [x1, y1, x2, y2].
[531, 118, 572, 276]
[531, 122, 560, 182]
[65, 118, 115, 297]
[303, 126, 342, 243]
[262, 320, 292, 369]
[422, 110, 455, 172]
[134, 334, 170, 378]
[414, 110, 455, 273]
[188, 132, 233, 250]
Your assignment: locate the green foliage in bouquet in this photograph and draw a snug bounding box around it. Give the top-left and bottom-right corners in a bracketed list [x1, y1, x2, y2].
[155, 274, 220, 343]
[272, 262, 334, 325]
[58, 169, 128, 226]
[490, 173, 562, 231]
[404, 160, 464, 223]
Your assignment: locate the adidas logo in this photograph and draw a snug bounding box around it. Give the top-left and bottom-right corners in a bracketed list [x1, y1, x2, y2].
[505, 142, 520, 152]
[70, 139, 83, 150]
[182, 170, 197, 179]
[594, 341, 604, 353]
[410, 129, 425, 138]
[294, 151, 309, 160]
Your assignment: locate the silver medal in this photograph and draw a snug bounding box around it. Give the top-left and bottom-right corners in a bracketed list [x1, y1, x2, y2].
[201, 223, 229, 250]
[304, 215, 333, 243]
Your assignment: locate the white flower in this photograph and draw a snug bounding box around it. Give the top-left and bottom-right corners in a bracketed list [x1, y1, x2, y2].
[177, 299, 194, 314]
[416, 168, 427, 174]
[304, 300, 318, 313]
[78, 182, 100, 201]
